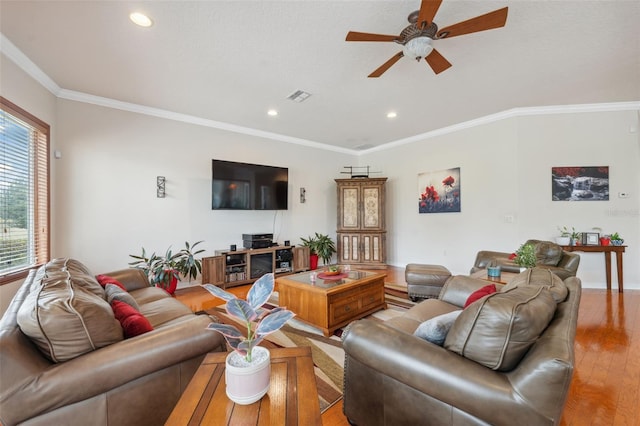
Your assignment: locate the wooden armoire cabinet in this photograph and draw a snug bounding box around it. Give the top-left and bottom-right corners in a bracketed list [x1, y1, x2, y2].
[335, 177, 387, 269]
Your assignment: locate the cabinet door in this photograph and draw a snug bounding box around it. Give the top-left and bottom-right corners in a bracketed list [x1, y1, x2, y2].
[201, 256, 225, 286]
[360, 182, 385, 231]
[360, 233, 385, 264]
[293, 246, 310, 272]
[337, 184, 361, 231]
[337, 233, 361, 263]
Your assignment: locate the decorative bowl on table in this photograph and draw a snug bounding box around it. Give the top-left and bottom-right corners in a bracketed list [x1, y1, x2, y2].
[323, 266, 341, 276]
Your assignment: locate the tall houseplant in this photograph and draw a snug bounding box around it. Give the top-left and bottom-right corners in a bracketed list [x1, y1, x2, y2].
[129, 240, 205, 294]
[203, 273, 295, 404]
[301, 232, 337, 269]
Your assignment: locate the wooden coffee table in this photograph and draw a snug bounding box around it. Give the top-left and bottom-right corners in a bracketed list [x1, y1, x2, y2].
[165, 346, 321, 425]
[276, 269, 387, 337]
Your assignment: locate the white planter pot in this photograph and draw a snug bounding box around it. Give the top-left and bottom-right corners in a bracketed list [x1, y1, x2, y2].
[225, 346, 271, 405]
[555, 236, 570, 246]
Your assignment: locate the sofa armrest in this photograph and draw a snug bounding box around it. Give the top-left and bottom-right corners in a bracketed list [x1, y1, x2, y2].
[472, 250, 512, 269]
[438, 275, 503, 307]
[102, 268, 151, 291]
[343, 320, 537, 424]
[0, 314, 225, 425]
[557, 251, 580, 275]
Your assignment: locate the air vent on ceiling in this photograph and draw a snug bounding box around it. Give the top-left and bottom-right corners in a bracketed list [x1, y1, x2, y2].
[287, 90, 312, 103]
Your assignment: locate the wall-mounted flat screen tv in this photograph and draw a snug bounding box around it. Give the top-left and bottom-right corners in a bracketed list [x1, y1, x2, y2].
[212, 160, 288, 210]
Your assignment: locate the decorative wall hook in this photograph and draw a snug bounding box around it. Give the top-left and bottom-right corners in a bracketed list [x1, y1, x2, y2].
[157, 176, 166, 198]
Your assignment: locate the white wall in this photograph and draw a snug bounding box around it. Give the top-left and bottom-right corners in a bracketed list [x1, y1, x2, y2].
[53, 99, 352, 274]
[361, 110, 640, 289]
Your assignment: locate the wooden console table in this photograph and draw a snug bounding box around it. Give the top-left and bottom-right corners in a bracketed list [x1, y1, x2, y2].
[561, 245, 627, 292]
[165, 347, 321, 425]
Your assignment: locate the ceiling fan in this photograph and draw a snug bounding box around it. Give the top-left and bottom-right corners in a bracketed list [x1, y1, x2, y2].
[345, 0, 508, 77]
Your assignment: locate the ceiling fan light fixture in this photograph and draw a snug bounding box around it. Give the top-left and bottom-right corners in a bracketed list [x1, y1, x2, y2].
[402, 36, 433, 61]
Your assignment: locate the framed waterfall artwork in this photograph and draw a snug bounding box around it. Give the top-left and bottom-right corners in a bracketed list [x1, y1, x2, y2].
[418, 167, 461, 213]
[551, 166, 609, 201]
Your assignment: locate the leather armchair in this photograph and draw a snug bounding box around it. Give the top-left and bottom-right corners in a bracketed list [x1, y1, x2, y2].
[342, 272, 581, 426]
[0, 263, 226, 426]
[470, 239, 580, 280]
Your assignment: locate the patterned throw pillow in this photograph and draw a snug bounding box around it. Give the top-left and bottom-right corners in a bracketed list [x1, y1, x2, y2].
[104, 283, 140, 311]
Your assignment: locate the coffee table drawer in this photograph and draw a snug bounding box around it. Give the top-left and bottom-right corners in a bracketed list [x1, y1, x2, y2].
[330, 298, 360, 323]
[360, 288, 384, 311]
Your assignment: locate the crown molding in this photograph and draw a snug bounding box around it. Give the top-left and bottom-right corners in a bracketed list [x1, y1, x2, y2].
[57, 89, 352, 154]
[1, 33, 60, 95]
[362, 101, 640, 154]
[3, 32, 638, 156]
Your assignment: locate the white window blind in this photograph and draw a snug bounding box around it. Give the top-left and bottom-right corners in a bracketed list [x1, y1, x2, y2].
[0, 97, 50, 283]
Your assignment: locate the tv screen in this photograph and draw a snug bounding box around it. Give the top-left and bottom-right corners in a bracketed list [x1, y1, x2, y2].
[212, 160, 288, 210]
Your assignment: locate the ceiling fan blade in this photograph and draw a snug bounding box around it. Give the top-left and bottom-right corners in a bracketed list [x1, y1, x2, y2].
[436, 7, 508, 39]
[417, 0, 443, 27]
[346, 31, 398, 42]
[368, 52, 404, 78]
[425, 49, 452, 74]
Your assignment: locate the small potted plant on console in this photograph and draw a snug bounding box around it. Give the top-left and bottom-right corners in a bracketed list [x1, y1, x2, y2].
[609, 232, 624, 246]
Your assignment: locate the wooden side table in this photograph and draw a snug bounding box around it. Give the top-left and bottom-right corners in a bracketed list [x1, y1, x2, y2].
[561, 245, 627, 292]
[165, 347, 322, 426]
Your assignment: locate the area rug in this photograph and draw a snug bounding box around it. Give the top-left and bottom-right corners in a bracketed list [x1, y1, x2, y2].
[205, 289, 415, 413]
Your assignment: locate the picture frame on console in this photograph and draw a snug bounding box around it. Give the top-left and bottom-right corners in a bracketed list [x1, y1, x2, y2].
[582, 232, 600, 246]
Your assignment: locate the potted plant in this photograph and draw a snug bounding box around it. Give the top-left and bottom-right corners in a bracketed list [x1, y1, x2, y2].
[203, 273, 295, 405]
[556, 226, 571, 246]
[300, 234, 319, 270]
[314, 233, 337, 267]
[300, 232, 337, 270]
[129, 240, 205, 294]
[510, 243, 537, 270]
[609, 232, 624, 246]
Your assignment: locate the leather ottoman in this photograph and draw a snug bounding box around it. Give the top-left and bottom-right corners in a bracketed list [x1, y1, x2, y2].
[405, 264, 452, 301]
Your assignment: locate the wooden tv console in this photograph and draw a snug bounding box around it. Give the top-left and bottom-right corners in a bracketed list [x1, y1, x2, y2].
[201, 245, 310, 289]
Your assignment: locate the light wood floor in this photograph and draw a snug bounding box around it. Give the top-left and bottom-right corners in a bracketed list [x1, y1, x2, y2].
[176, 267, 640, 426]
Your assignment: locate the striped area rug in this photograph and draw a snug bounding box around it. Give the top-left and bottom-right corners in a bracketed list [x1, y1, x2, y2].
[207, 286, 415, 413]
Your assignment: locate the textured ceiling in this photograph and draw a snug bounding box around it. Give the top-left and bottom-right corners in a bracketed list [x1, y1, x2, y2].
[1, 1, 639, 152]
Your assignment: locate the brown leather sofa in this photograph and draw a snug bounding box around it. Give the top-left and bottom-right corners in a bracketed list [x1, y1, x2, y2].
[342, 269, 581, 426]
[0, 259, 226, 426]
[470, 239, 580, 280]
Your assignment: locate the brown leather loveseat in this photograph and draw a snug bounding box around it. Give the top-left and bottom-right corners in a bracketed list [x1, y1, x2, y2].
[343, 268, 581, 425]
[470, 239, 580, 280]
[0, 258, 225, 426]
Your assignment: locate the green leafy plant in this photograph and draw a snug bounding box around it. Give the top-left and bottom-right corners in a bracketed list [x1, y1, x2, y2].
[204, 273, 295, 362]
[609, 232, 623, 241]
[300, 232, 336, 265]
[511, 243, 537, 268]
[129, 240, 205, 289]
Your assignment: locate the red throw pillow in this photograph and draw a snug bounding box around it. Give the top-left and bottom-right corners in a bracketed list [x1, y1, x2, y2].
[96, 274, 127, 291]
[111, 300, 153, 338]
[464, 284, 497, 308]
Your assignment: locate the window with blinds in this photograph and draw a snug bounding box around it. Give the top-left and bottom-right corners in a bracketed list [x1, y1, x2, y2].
[0, 97, 50, 283]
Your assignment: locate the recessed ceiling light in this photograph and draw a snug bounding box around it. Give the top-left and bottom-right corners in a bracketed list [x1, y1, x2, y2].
[130, 12, 153, 27]
[387, 111, 397, 119]
[267, 109, 278, 116]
